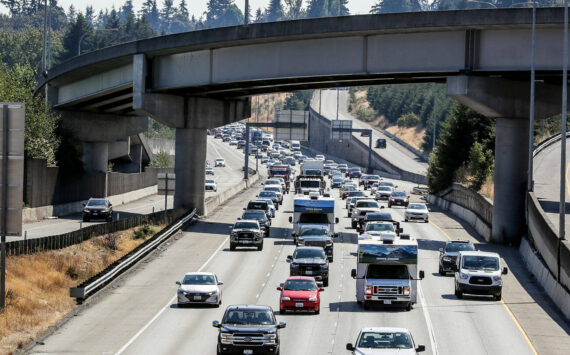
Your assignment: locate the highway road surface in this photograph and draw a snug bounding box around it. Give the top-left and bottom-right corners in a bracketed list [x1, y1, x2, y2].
[17, 136, 251, 241]
[312, 89, 428, 175]
[27, 155, 569, 355]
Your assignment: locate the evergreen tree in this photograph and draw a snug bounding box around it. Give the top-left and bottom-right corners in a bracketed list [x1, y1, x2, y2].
[204, 0, 243, 28]
[254, 8, 264, 22]
[85, 6, 94, 27]
[119, 0, 135, 22]
[67, 4, 76, 23]
[266, 0, 284, 22]
[160, 0, 175, 33]
[307, 0, 329, 18]
[371, 0, 421, 14]
[59, 12, 89, 61]
[171, 0, 192, 33]
[140, 0, 159, 29]
[283, 0, 304, 19]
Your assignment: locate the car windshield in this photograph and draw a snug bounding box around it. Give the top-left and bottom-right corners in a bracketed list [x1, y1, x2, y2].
[260, 199, 274, 207]
[266, 181, 280, 185]
[462, 256, 499, 271]
[366, 224, 394, 232]
[300, 228, 328, 236]
[408, 204, 426, 210]
[366, 213, 393, 221]
[284, 280, 317, 291]
[366, 265, 409, 279]
[216, 159, 224, 162]
[234, 221, 259, 229]
[392, 192, 406, 197]
[446, 243, 475, 253]
[87, 199, 106, 206]
[294, 248, 326, 259]
[343, 186, 356, 192]
[357, 332, 413, 349]
[205, 180, 215, 184]
[265, 187, 280, 192]
[349, 192, 365, 197]
[369, 175, 380, 180]
[299, 213, 329, 224]
[378, 187, 392, 192]
[356, 201, 379, 208]
[259, 191, 276, 198]
[243, 212, 266, 221]
[182, 274, 216, 285]
[223, 309, 275, 325]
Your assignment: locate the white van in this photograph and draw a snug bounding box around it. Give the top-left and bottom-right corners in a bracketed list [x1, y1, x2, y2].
[454, 251, 508, 301]
[290, 140, 301, 151]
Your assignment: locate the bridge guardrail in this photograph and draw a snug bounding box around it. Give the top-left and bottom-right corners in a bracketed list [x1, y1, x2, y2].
[70, 208, 196, 302]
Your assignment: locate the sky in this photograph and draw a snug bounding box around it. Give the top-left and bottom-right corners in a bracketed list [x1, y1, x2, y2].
[0, 1, 378, 17]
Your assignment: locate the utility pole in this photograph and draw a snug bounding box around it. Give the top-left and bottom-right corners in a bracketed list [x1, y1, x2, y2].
[42, 0, 48, 74]
[432, 98, 437, 151]
[559, 0, 569, 282]
[528, 0, 536, 193]
[319, 90, 322, 115]
[336, 88, 340, 120]
[244, 0, 249, 25]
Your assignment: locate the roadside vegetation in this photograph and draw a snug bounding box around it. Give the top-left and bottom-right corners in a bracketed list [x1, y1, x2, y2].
[0, 224, 163, 355]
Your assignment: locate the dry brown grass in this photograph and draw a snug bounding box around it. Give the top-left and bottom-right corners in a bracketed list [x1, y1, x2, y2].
[0, 224, 164, 354]
[386, 126, 426, 151]
[479, 177, 495, 201]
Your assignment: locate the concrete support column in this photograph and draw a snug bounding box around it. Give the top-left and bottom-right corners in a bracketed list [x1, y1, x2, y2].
[174, 128, 207, 214]
[493, 117, 529, 244]
[83, 142, 109, 173]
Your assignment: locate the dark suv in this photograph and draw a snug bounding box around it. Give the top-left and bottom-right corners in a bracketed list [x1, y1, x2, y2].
[242, 210, 271, 236]
[287, 246, 330, 286]
[213, 305, 286, 355]
[439, 240, 476, 275]
[82, 198, 113, 222]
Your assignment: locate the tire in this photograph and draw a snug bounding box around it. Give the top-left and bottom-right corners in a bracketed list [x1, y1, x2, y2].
[323, 278, 329, 287]
[83, 216, 89, 222]
[363, 301, 369, 310]
[388, 203, 392, 208]
[257, 242, 263, 251]
[276, 204, 279, 211]
[280, 308, 287, 314]
[329, 257, 333, 263]
[351, 221, 357, 229]
[404, 218, 408, 222]
[425, 219, 429, 223]
[439, 266, 445, 276]
[315, 306, 320, 315]
[107, 216, 112, 222]
[348, 212, 351, 218]
[230, 243, 236, 251]
[405, 303, 412, 311]
[455, 284, 463, 299]
[494, 293, 502, 301]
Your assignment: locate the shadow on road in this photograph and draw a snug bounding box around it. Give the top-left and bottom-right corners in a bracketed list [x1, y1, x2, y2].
[328, 301, 409, 313]
[417, 238, 445, 252]
[537, 199, 570, 214]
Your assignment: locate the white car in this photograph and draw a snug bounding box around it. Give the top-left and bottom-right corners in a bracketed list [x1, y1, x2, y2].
[205, 167, 215, 175]
[454, 251, 508, 301]
[346, 327, 425, 354]
[405, 203, 429, 222]
[205, 179, 217, 192]
[375, 186, 394, 201]
[263, 186, 283, 204]
[215, 158, 226, 167]
[315, 154, 325, 161]
[176, 272, 223, 307]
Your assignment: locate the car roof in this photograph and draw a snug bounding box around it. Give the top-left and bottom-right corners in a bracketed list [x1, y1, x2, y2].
[359, 327, 411, 333]
[236, 219, 259, 224]
[295, 246, 324, 251]
[184, 272, 215, 276]
[356, 199, 378, 203]
[458, 250, 499, 257]
[365, 212, 393, 219]
[225, 305, 273, 311]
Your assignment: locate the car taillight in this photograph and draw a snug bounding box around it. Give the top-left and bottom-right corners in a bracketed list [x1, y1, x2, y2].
[366, 286, 373, 295]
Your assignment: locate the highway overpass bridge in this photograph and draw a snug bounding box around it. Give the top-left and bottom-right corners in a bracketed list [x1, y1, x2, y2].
[39, 7, 570, 245]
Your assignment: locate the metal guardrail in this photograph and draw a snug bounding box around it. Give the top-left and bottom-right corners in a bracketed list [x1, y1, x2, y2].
[533, 132, 570, 157]
[70, 208, 196, 302]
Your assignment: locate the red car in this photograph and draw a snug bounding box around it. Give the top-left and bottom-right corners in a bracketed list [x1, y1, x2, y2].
[277, 276, 324, 314]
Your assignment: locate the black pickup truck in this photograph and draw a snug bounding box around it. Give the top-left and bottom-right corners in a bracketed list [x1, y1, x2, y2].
[287, 246, 330, 287]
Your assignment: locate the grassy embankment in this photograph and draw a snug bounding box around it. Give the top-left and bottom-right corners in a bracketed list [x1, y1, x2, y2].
[0, 224, 162, 354]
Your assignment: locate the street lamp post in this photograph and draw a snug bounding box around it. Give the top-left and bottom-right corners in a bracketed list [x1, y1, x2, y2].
[528, 1, 537, 193]
[559, 0, 569, 282]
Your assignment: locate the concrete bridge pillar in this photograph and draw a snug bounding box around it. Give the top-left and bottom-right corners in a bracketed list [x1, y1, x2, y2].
[447, 75, 564, 244]
[174, 128, 207, 214]
[83, 142, 109, 173]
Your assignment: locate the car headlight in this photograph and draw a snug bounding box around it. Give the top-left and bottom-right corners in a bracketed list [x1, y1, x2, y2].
[290, 263, 299, 269]
[493, 275, 502, 282]
[220, 333, 232, 344]
[391, 199, 396, 202]
[177, 289, 186, 294]
[208, 291, 218, 296]
[266, 333, 277, 344]
[403, 286, 410, 296]
[321, 264, 329, 269]
[83, 209, 89, 213]
[308, 296, 318, 302]
[281, 296, 291, 301]
[354, 209, 360, 215]
[460, 272, 469, 280]
[443, 256, 451, 262]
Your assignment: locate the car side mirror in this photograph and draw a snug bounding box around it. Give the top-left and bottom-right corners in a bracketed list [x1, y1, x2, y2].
[346, 343, 355, 351]
[176, 281, 181, 286]
[277, 321, 286, 329]
[398, 228, 404, 234]
[82, 203, 86, 207]
[351, 269, 357, 278]
[289, 217, 293, 223]
[416, 345, 426, 352]
[381, 206, 385, 209]
[109, 203, 112, 207]
[502, 267, 508, 275]
[438, 248, 443, 253]
[333, 233, 339, 238]
[287, 255, 293, 261]
[319, 288, 325, 292]
[359, 230, 363, 235]
[218, 281, 224, 285]
[335, 217, 339, 224]
[276, 286, 282, 291]
[243, 208, 246, 210]
[212, 320, 221, 328]
[237, 218, 241, 220]
[419, 270, 425, 279]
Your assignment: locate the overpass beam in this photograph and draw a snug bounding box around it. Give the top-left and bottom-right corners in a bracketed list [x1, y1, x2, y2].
[174, 128, 206, 214]
[448, 76, 534, 245]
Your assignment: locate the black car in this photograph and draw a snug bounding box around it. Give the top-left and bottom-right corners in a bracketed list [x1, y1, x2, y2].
[82, 198, 113, 222]
[439, 240, 476, 275]
[287, 246, 330, 287]
[388, 191, 409, 208]
[347, 167, 362, 178]
[245, 200, 272, 220]
[242, 210, 271, 236]
[213, 305, 286, 355]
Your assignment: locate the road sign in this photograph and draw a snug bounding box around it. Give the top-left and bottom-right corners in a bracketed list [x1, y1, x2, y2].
[331, 120, 352, 140]
[157, 173, 175, 195]
[274, 110, 309, 141]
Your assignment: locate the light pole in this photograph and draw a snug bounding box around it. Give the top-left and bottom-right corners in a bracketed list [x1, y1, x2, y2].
[336, 88, 339, 120]
[559, 0, 569, 282]
[432, 98, 437, 151]
[244, 0, 249, 25]
[528, 0, 537, 193]
[78, 28, 118, 56]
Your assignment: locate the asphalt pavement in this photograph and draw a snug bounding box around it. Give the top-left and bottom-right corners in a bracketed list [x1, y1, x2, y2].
[17, 137, 250, 241]
[26, 155, 568, 355]
[312, 89, 428, 175]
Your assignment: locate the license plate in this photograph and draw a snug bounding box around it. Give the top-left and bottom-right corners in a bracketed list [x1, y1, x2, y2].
[241, 240, 251, 244]
[193, 296, 202, 301]
[305, 271, 313, 275]
[243, 351, 253, 355]
[383, 300, 392, 305]
[295, 303, 304, 308]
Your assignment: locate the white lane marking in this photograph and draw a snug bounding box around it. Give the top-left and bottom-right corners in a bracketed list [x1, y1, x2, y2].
[115, 236, 228, 355]
[417, 282, 439, 355]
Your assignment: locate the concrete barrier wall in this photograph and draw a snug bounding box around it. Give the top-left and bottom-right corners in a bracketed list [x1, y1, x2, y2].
[382, 129, 428, 162]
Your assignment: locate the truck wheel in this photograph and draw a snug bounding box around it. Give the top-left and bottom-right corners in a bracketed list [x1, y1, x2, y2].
[323, 278, 329, 287]
[351, 221, 357, 229]
[494, 292, 502, 301]
[406, 303, 412, 311]
[230, 243, 236, 251]
[315, 306, 320, 315]
[439, 266, 445, 276]
[455, 284, 463, 299]
[348, 212, 351, 218]
[363, 301, 370, 310]
[257, 242, 263, 251]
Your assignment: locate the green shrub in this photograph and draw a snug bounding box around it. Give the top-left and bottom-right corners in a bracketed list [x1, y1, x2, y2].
[133, 225, 156, 240]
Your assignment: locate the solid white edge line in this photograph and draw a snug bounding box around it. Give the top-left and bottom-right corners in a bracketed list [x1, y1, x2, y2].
[115, 236, 228, 355]
[417, 282, 439, 355]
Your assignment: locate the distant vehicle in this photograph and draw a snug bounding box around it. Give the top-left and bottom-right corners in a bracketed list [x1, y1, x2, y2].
[360, 130, 370, 137]
[438, 240, 476, 275]
[348, 167, 362, 178]
[237, 140, 246, 149]
[297, 226, 335, 262]
[82, 198, 113, 222]
[346, 327, 425, 354]
[340, 185, 357, 200]
[290, 140, 301, 151]
[454, 251, 508, 301]
[229, 139, 238, 146]
[337, 164, 349, 174]
[352, 199, 382, 229]
[230, 219, 264, 251]
[263, 186, 283, 204]
[375, 186, 394, 200]
[287, 246, 330, 286]
[205, 167, 215, 175]
[205, 179, 217, 192]
[258, 198, 277, 218]
[388, 191, 409, 208]
[315, 154, 325, 161]
[345, 191, 367, 209]
[331, 176, 344, 188]
[405, 203, 429, 222]
[242, 210, 271, 236]
[213, 305, 285, 355]
[380, 181, 398, 189]
[375, 138, 387, 149]
[301, 159, 324, 177]
[347, 196, 369, 218]
[246, 200, 272, 220]
[277, 277, 324, 314]
[215, 158, 226, 167]
[176, 272, 223, 307]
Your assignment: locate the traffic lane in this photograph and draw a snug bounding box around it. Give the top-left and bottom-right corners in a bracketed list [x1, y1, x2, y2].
[317, 90, 427, 174]
[121, 185, 296, 355]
